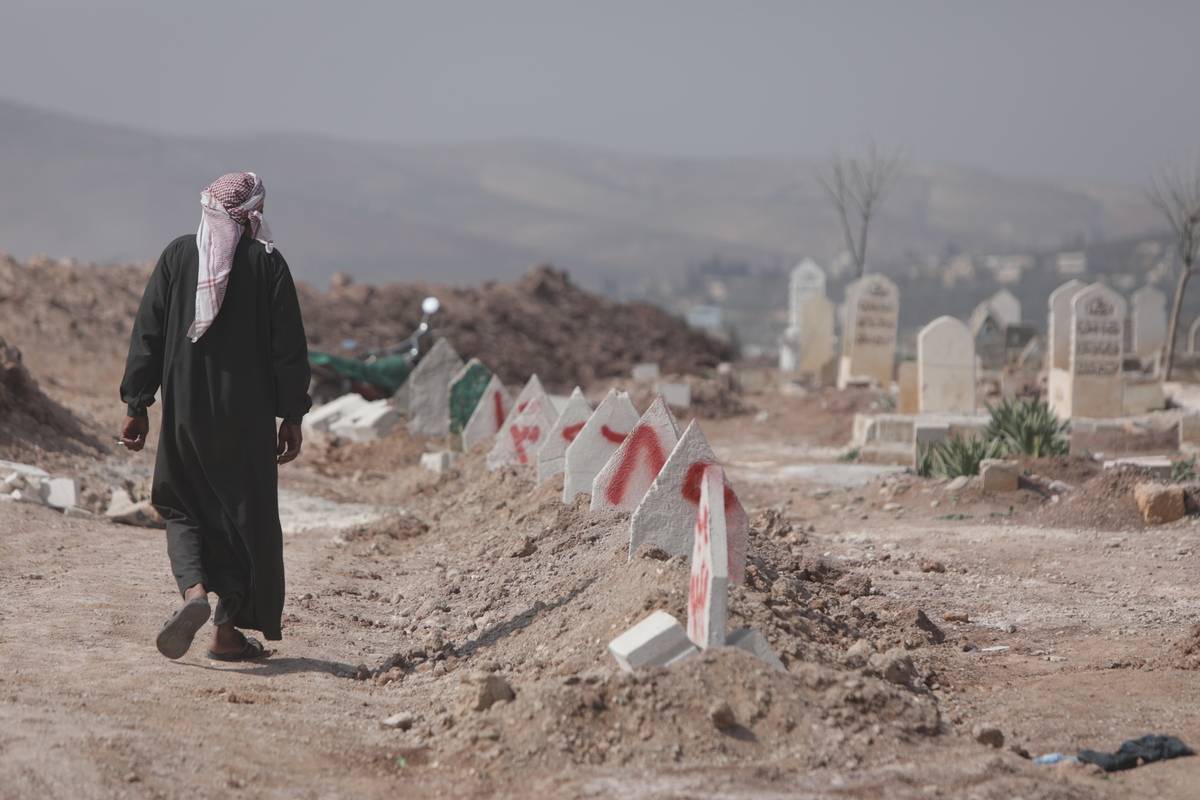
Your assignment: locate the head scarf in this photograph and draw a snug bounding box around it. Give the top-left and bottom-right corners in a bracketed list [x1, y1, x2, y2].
[188, 171, 275, 342]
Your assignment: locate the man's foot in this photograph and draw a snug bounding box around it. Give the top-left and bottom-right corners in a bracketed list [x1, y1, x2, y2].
[206, 628, 266, 662]
[155, 596, 211, 660]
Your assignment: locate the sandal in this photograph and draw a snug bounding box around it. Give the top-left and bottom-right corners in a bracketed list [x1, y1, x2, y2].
[206, 635, 267, 662]
[155, 597, 212, 660]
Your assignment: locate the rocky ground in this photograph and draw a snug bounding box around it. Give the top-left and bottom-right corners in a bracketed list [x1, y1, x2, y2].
[3, 258, 1200, 798]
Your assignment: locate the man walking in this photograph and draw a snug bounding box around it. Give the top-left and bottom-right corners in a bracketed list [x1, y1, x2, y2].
[120, 172, 311, 661]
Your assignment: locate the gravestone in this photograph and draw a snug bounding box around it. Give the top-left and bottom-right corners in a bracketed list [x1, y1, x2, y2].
[970, 308, 1007, 371]
[461, 375, 511, 452]
[918, 316, 976, 414]
[1047, 279, 1086, 370]
[981, 289, 1021, 329]
[1063, 283, 1126, 418]
[406, 340, 464, 437]
[562, 389, 640, 502]
[535, 387, 593, 484]
[629, 420, 747, 584]
[487, 375, 555, 469]
[788, 258, 827, 327]
[896, 362, 918, 415]
[1131, 285, 1168, 360]
[837, 274, 899, 388]
[591, 396, 681, 513]
[687, 465, 729, 649]
[448, 359, 493, 439]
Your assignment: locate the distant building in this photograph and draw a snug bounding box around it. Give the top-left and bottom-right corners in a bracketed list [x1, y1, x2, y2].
[686, 304, 723, 331]
[1055, 251, 1087, 276]
[984, 254, 1033, 285]
[940, 254, 977, 289]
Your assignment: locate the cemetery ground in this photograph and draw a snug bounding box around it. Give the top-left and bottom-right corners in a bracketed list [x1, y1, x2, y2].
[4, 384, 1200, 799]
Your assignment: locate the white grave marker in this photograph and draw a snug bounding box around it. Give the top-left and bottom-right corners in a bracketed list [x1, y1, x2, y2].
[562, 389, 640, 502]
[461, 375, 512, 452]
[486, 375, 555, 469]
[1062, 283, 1126, 418]
[590, 396, 681, 513]
[535, 387, 593, 484]
[917, 316, 976, 414]
[1131, 285, 1167, 360]
[1047, 279, 1086, 371]
[837, 274, 899, 388]
[687, 465, 729, 649]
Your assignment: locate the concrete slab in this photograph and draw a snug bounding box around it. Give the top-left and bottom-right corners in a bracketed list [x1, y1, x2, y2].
[726, 628, 786, 672]
[591, 396, 681, 513]
[687, 465, 729, 649]
[330, 399, 402, 442]
[656, 381, 692, 409]
[562, 389, 640, 502]
[608, 610, 698, 672]
[630, 420, 747, 584]
[632, 363, 661, 383]
[536, 387, 593, 484]
[461, 375, 511, 452]
[43, 477, 77, 510]
[0, 460, 50, 479]
[304, 393, 370, 435]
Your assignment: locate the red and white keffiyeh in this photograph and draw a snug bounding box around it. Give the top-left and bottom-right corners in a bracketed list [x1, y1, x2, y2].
[188, 171, 275, 342]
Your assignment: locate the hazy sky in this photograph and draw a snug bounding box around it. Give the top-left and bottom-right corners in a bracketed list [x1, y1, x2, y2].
[3, 0, 1198, 186]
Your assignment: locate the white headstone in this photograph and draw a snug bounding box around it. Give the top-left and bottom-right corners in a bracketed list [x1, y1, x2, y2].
[461, 375, 512, 452]
[985, 289, 1021, 328]
[656, 381, 692, 409]
[837, 274, 899, 388]
[1131, 285, 1168, 359]
[1047, 279, 1086, 371]
[1066, 283, 1126, 418]
[917, 316, 976, 414]
[687, 465, 729, 649]
[628, 420, 747, 585]
[486, 375, 555, 469]
[535, 387, 593, 484]
[562, 389, 640, 502]
[590, 396, 681, 513]
[406, 339, 464, 437]
[788, 258, 827, 327]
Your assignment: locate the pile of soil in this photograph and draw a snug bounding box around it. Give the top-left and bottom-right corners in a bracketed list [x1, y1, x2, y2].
[0, 334, 103, 462]
[299, 265, 734, 391]
[1035, 466, 1156, 531]
[1168, 624, 1200, 670]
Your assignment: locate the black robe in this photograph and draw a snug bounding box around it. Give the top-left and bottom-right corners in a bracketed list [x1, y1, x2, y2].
[120, 234, 311, 640]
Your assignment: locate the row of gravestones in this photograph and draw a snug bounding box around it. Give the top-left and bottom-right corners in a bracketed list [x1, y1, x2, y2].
[426, 355, 784, 671]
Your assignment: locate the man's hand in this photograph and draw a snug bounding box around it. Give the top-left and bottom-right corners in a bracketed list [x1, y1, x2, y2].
[277, 420, 303, 465]
[120, 415, 149, 452]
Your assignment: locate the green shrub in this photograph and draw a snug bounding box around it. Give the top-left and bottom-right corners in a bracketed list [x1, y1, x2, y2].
[838, 447, 861, 463]
[984, 397, 1069, 458]
[1173, 456, 1197, 483]
[915, 443, 935, 478]
[926, 435, 1005, 478]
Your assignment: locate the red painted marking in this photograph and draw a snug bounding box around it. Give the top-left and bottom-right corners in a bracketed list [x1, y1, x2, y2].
[492, 391, 506, 430]
[510, 424, 542, 465]
[600, 425, 627, 444]
[517, 400, 529, 413]
[688, 560, 710, 641]
[603, 425, 668, 506]
[562, 421, 585, 442]
[682, 461, 736, 508]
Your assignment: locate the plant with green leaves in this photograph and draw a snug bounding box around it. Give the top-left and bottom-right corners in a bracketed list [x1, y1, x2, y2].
[926, 435, 1005, 478]
[1173, 456, 1197, 483]
[984, 397, 1069, 458]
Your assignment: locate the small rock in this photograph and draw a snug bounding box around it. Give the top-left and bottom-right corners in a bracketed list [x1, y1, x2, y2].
[844, 638, 875, 668]
[980, 460, 1019, 493]
[1134, 483, 1186, 526]
[882, 502, 902, 512]
[919, 558, 946, 573]
[834, 573, 871, 598]
[1048, 480, 1073, 494]
[708, 701, 737, 731]
[870, 648, 917, 689]
[973, 724, 1005, 749]
[943, 611, 970, 623]
[509, 536, 537, 558]
[636, 544, 671, 561]
[460, 673, 515, 712]
[946, 476, 970, 492]
[381, 712, 416, 731]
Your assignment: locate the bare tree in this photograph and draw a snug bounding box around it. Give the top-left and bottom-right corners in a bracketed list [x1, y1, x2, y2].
[817, 142, 904, 278]
[1148, 162, 1200, 380]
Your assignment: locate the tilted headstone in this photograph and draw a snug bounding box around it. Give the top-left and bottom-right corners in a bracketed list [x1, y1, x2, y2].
[984, 289, 1021, 329]
[590, 396, 681, 513]
[562, 389, 640, 502]
[406, 339, 464, 437]
[487, 375, 555, 469]
[628, 420, 747, 585]
[535, 387, 593, 484]
[448, 359, 493, 438]
[1131, 285, 1168, 360]
[1047, 279, 1086, 371]
[918, 316, 976, 414]
[970, 307, 1007, 371]
[837, 274, 899, 388]
[687, 465, 729, 649]
[1064, 283, 1126, 418]
[461, 374, 511, 452]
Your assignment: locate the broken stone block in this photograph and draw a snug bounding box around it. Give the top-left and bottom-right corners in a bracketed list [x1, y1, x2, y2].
[945, 475, 970, 492]
[656, 381, 692, 410]
[420, 451, 455, 474]
[725, 628, 785, 672]
[1134, 482, 1187, 525]
[631, 362, 660, 383]
[303, 393, 369, 435]
[330, 400, 402, 442]
[41, 477, 77, 510]
[63, 506, 99, 519]
[10, 488, 43, 505]
[105, 488, 165, 529]
[458, 673, 515, 713]
[979, 459, 1019, 492]
[608, 610, 698, 672]
[1104, 456, 1173, 480]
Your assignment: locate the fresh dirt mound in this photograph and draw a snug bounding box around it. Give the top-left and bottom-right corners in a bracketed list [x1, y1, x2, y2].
[299, 265, 734, 391]
[1168, 624, 1200, 670]
[1035, 466, 1154, 531]
[0, 335, 103, 462]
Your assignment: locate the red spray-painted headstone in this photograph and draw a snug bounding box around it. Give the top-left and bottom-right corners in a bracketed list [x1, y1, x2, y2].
[487, 375, 555, 470]
[461, 374, 512, 452]
[688, 465, 729, 648]
[629, 419, 747, 585]
[562, 389, 640, 503]
[535, 387, 593, 484]
[590, 396, 681, 513]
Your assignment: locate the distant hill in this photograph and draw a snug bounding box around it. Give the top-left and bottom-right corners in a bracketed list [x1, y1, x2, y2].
[0, 99, 1161, 290]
